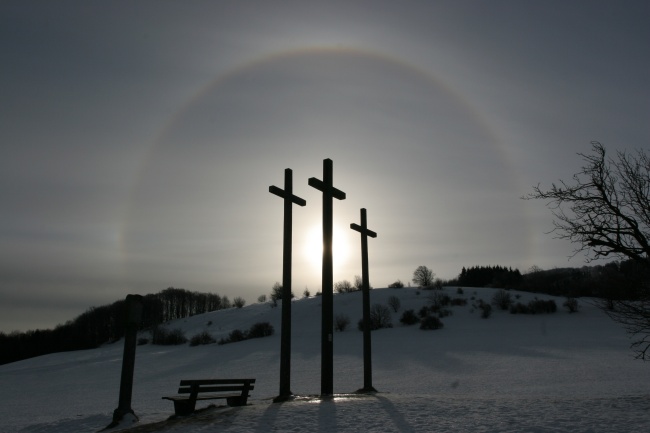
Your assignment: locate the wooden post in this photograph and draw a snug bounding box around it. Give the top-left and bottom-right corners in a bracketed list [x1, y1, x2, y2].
[109, 294, 143, 427]
[309, 159, 346, 396]
[350, 208, 378, 393]
[269, 168, 306, 402]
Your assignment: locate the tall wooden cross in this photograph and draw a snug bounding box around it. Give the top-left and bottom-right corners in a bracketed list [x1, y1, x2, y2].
[269, 168, 306, 402]
[350, 208, 378, 393]
[308, 158, 346, 396]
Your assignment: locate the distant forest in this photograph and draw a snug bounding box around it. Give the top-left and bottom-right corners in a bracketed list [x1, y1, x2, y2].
[0, 288, 230, 365]
[1, 260, 648, 365]
[444, 260, 649, 300]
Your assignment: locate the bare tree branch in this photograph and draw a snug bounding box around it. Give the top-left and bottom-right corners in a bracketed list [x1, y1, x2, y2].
[524, 142, 650, 359]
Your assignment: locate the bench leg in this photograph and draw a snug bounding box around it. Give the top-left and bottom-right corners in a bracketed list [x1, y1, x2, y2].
[173, 399, 197, 416]
[226, 396, 247, 406]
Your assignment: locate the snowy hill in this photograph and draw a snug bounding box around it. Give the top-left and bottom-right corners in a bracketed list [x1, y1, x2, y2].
[1, 287, 649, 432]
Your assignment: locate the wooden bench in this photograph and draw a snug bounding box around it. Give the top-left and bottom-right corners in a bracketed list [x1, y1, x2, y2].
[162, 378, 255, 416]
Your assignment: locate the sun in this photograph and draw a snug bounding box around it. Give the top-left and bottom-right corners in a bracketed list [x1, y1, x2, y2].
[304, 224, 351, 270]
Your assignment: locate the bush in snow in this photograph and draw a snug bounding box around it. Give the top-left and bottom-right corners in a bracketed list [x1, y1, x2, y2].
[564, 297, 579, 313]
[387, 295, 401, 312]
[400, 309, 419, 325]
[247, 322, 274, 339]
[388, 280, 404, 288]
[358, 304, 393, 331]
[335, 314, 351, 331]
[509, 299, 558, 315]
[420, 315, 444, 330]
[189, 331, 216, 346]
[428, 292, 451, 310]
[450, 297, 467, 306]
[492, 289, 513, 310]
[528, 299, 557, 314]
[151, 326, 187, 345]
[478, 300, 492, 319]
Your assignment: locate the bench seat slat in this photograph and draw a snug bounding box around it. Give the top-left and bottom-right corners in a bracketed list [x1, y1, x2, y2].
[163, 393, 241, 401]
[177, 385, 254, 394]
[179, 379, 255, 386]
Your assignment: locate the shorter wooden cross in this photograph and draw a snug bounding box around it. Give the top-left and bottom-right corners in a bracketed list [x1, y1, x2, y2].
[350, 208, 378, 393]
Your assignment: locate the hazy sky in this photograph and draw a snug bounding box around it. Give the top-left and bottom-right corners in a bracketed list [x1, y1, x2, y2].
[1, 1, 648, 332]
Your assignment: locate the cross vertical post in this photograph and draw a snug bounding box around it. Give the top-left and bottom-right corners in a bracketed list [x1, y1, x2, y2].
[309, 158, 346, 396]
[269, 168, 306, 402]
[350, 208, 378, 393]
[109, 294, 143, 428]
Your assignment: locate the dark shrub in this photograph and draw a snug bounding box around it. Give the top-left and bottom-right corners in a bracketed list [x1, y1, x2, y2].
[248, 322, 274, 339]
[358, 304, 393, 331]
[335, 314, 351, 331]
[478, 300, 492, 319]
[334, 280, 355, 293]
[429, 292, 451, 309]
[151, 326, 188, 345]
[400, 309, 419, 325]
[418, 306, 430, 318]
[227, 329, 246, 343]
[528, 299, 557, 314]
[510, 299, 558, 315]
[190, 331, 216, 346]
[509, 302, 529, 314]
[387, 295, 401, 312]
[137, 337, 149, 346]
[388, 280, 405, 288]
[450, 297, 467, 306]
[457, 287, 464, 295]
[420, 315, 444, 330]
[233, 297, 246, 308]
[564, 297, 579, 313]
[492, 289, 513, 310]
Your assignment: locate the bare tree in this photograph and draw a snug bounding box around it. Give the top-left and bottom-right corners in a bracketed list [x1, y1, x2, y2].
[525, 142, 650, 359]
[412, 265, 435, 287]
[334, 280, 354, 293]
[524, 142, 650, 265]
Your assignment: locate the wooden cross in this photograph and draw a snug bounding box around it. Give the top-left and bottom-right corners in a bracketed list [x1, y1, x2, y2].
[308, 158, 346, 396]
[269, 168, 306, 402]
[350, 208, 378, 393]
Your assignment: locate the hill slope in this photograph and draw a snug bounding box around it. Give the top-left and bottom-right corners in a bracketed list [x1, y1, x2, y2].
[1, 287, 649, 432]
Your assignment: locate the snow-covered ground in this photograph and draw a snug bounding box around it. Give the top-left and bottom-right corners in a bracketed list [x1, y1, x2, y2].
[2, 287, 649, 432]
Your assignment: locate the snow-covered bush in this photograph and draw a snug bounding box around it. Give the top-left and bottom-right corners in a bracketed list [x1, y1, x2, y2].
[387, 295, 401, 312]
[420, 315, 444, 330]
[492, 289, 512, 310]
[400, 309, 419, 325]
[189, 331, 216, 346]
[247, 322, 274, 339]
[564, 297, 579, 313]
[478, 301, 492, 319]
[151, 326, 187, 345]
[335, 314, 351, 332]
[358, 304, 393, 331]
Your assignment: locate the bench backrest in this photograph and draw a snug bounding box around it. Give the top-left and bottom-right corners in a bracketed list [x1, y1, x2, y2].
[177, 379, 255, 397]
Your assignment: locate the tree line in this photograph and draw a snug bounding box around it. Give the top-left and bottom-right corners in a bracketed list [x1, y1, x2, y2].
[416, 261, 647, 301]
[0, 287, 230, 365]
